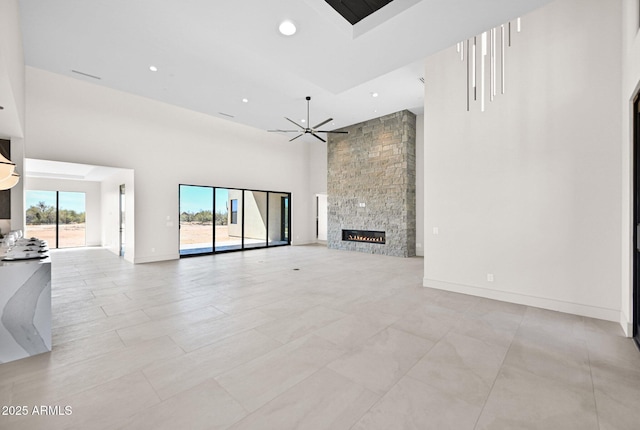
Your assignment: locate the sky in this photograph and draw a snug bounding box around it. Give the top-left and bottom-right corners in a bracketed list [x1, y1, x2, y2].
[26, 191, 86, 213]
[180, 185, 228, 214]
[26, 187, 231, 216]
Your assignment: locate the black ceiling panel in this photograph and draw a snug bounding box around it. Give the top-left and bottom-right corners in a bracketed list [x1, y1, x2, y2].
[325, 0, 395, 25]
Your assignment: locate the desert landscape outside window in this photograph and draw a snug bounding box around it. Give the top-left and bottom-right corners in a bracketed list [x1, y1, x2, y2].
[179, 184, 291, 257]
[25, 190, 86, 248]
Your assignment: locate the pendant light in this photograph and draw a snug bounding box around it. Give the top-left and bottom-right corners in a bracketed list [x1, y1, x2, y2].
[0, 171, 19, 190]
[0, 153, 15, 181]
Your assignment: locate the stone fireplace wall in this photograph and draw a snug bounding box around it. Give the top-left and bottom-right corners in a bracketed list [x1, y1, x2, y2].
[327, 110, 416, 257]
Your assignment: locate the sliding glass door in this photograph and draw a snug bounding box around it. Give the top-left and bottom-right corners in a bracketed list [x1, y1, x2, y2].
[268, 193, 290, 246]
[179, 184, 290, 257]
[25, 191, 56, 243]
[244, 190, 267, 249]
[215, 188, 242, 252]
[179, 185, 214, 255]
[25, 190, 86, 248]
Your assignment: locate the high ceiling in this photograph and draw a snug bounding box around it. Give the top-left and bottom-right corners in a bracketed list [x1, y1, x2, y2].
[17, 0, 553, 141]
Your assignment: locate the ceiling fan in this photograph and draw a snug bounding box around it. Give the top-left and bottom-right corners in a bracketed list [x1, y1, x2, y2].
[268, 96, 348, 142]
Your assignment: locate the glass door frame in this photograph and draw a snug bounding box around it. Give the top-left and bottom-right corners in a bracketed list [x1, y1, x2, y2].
[179, 184, 291, 258]
[25, 190, 87, 249]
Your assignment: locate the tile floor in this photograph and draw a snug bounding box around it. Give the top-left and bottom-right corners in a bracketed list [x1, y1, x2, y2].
[1, 245, 639, 429]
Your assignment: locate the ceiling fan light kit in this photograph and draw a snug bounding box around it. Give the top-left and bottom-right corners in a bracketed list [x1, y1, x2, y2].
[268, 96, 348, 143]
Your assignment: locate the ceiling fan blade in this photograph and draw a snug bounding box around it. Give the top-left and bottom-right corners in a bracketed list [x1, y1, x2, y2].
[312, 118, 333, 130]
[285, 117, 305, 130]
[311, 132, 326, 143]
[289, 134, 304, 142]
[317, 130, 349, 134]
[268, 129, 301, 133]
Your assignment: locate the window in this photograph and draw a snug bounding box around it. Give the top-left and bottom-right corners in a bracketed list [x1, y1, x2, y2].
[25, 190, 86, 248]
[230, 199, 238, 224]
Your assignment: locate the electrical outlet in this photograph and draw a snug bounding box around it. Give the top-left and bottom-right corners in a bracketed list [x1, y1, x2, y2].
[487, 273, 494, 282]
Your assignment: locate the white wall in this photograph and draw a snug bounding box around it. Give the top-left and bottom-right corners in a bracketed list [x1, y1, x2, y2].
[0, 0, 25, 138]
[621, 0, 640, 334]
[309, 138, 327, 196]
[424, 0, 623, 323]
[0, 0, 26, 232]
[25, 67, 314, 263]
[24, 177, 102, 246]
[309, 137, 327, 244]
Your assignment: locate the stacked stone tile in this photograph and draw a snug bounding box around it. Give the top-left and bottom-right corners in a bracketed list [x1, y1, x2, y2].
[327, 110, 416, 257]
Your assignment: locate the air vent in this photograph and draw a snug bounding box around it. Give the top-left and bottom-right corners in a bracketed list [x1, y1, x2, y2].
[71, 70, 102, 80]
[218, 112, 235, 118]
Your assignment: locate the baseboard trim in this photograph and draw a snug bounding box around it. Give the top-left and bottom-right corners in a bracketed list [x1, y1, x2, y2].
[423, 278, 621, 323]
[134, 253, 178, 264]
[620, 311, 633, 337]
[292, 240, 314, 246]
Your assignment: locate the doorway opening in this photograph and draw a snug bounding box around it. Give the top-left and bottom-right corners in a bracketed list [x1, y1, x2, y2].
[316, 194, 328, 242]
[119, 184, 126, 257]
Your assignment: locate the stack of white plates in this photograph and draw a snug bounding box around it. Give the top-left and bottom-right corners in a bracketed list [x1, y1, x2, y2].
[2, 238, 49, 261]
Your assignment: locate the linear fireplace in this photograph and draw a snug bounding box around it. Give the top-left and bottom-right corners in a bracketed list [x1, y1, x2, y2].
[342, 229, 386, 244]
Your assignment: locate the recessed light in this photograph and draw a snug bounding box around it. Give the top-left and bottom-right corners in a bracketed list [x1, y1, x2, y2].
[371, 92, 379, 98]
[279, 20, 297, 36]
[149, 66, 158, 72]
[301, 119, 306, 123]
[242, 98, 249, 103]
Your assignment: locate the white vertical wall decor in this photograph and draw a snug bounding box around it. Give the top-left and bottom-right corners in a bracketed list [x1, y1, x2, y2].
[462, 18, 521, 112]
